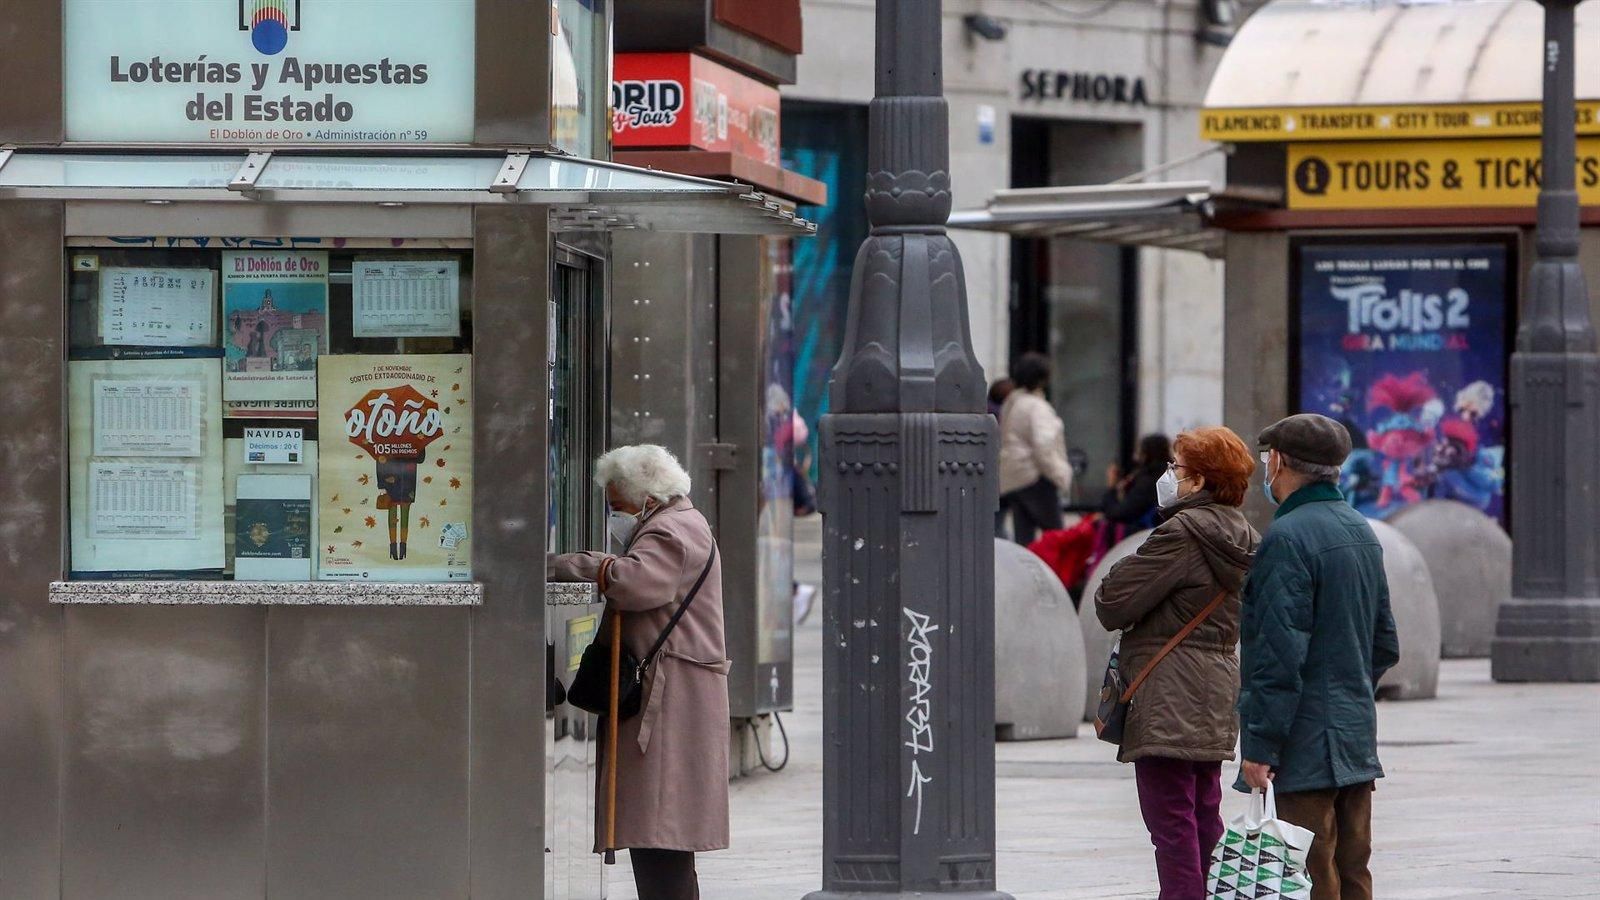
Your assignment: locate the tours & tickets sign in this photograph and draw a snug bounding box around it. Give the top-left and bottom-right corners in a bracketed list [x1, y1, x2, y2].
[65, 0, 474, 144]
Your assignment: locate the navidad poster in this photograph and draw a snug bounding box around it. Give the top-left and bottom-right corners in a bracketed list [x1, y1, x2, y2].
[1297, 242, 1509, 524]
[317, 354, 473, 581]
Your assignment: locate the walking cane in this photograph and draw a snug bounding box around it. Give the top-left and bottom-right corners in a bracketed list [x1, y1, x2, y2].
[604, 609, 621, 866]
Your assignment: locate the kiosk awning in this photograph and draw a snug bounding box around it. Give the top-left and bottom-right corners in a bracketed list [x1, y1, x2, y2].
[947, 181, 1223, 257]
[0, 150, 814, 235]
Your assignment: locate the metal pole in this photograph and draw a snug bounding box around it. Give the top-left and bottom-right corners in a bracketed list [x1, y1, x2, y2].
[1492, 0, 1600, 682]
[806, 1, 1011, 897]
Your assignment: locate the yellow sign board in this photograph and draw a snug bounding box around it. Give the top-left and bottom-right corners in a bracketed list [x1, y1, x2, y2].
[1286, 138, 1600, 210]
[566, 614, 598, 671]
[1204, 101, 1600, 143]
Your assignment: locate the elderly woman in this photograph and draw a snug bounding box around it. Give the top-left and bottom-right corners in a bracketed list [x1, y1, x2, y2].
[1095, 427, 1260, 900]
[547, 445, 729, 900]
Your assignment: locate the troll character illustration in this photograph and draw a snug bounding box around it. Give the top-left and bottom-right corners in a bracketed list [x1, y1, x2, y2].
[1423, 416, 1504, 512]
[1365, 372, 1443, 509]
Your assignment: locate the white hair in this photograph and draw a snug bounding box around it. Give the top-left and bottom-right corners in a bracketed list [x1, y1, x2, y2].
[595, 444, 692, 507]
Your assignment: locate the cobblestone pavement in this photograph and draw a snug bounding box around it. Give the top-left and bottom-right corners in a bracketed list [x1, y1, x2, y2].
[612, 517, 1600, 899]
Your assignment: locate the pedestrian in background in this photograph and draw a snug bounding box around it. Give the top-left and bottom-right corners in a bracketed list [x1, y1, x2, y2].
[987, 376, 1015, 419]
[548, 445, 730, 900]
[1239, 414, 1400, 900]
[1095, 427, 1259, 899]
[997, 352, 1073, 545]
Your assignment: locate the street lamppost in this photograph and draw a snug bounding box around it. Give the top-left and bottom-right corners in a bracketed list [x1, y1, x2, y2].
[1492, 0, 1600, 682]
[806, 1, 1012, 898]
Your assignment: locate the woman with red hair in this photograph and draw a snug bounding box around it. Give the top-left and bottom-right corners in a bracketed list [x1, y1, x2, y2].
[1095, 426, 1261, 898]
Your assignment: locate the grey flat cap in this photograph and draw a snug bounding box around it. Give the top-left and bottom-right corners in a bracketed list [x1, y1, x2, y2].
[1258, 414, 1353, 468]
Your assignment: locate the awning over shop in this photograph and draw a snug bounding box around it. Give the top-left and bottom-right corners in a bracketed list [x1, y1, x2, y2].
[1201, 0, 1600, 143]
[1206, 0, 1600, 108]
[0, 150, 814, 235]
[947, 181, 1224, 257]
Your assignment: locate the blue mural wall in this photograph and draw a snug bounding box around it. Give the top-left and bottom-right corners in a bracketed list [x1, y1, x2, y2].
[780, 100, 869, 479]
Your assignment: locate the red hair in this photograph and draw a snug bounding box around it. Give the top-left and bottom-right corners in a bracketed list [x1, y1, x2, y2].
[1173, 427, 1254, 507]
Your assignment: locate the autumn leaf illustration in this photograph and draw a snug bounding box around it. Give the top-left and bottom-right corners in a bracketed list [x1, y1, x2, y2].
[419, 517, 431, 529]
[436, 458, 447, 467]
[364, 516, 377, 529]
[451, 383, 461, 392]
[439, 499, 448, 507]
[444, 406, 452, 415]
[342, 508, 352, 515]
[326, 545, 335, 554]
[332, 494, 340, 503]
[423, 476, 433, 484]
[352, 541, 363, 549]
[442, 444, 452, 452]
[453, 426, 462, 434]
[449, 477, 461, 490]
[333, 525, 344, 534]
[453, 366, 463, 374]
[358, 475, 370, 485]
[361, 497, 370, 505]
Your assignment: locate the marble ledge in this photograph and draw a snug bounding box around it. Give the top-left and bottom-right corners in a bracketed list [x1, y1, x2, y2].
[51, 580, 484, 606]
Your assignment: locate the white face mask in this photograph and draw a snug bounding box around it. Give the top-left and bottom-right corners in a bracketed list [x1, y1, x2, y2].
[1156, 468, 1181, 509]
[607, 509, 639, 548]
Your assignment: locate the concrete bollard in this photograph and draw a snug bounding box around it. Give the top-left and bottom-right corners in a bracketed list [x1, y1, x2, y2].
[1388, 500, 1510, 659]
[1367, 519, 1443, 700]
[994, 538, 1086, 740]
[1077, 530, 1153, 722]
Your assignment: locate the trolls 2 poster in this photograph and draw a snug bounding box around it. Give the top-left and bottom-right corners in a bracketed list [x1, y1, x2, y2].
[1297, 242, 1509, 524]
[317, 354, 473, 581]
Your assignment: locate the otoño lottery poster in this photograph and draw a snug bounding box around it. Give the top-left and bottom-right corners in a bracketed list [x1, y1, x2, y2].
[1297, 242, 1510, 524]
[317, 354, 473, 582]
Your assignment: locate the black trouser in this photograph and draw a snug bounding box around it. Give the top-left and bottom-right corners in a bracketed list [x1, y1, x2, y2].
[631, 848, 699, 900]
[1000, 477, 1063, 546]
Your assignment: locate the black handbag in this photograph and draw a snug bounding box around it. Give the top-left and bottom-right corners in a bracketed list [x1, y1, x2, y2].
[1095, 588, 1228, 746]
[567, 545, 718, 719]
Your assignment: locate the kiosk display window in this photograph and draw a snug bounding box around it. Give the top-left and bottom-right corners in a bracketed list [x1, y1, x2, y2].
[65, 245, 474, 581]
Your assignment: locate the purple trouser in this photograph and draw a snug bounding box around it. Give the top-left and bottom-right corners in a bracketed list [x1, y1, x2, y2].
[1133, 756, 1224, 900]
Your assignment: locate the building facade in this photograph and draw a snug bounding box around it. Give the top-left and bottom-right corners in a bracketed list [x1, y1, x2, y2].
[784, 0, 1249, 497]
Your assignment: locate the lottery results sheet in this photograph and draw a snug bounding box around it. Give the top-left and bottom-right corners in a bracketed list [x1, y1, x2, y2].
[351, 259, 461, 338]
[98, 267, 215, 347]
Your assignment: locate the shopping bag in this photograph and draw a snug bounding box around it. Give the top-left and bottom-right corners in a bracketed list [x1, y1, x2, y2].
[1207, 783, 1315, 900]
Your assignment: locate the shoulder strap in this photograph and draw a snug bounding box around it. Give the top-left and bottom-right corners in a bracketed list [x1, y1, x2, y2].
[1120, 587, 1229, 703]
[641, 544, 718, 670]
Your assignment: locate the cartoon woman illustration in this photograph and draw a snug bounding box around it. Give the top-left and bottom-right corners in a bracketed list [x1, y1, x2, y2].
[376, 449, 424, 560]
[344, 384, 443, 564]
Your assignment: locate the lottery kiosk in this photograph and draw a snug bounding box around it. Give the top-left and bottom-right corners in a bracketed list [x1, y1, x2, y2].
[0, 2, 810, 898]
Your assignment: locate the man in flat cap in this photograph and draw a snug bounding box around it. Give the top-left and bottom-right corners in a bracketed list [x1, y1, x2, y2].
[1236, 413, 1400, 900]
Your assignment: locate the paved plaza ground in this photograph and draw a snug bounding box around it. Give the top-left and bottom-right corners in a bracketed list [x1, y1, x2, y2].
[610, 518, 1600, 900]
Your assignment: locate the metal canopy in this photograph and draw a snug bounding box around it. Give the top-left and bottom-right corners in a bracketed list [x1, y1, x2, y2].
[0, 151, 814, 235]
[947, 181, 1222, 257]
[1205, 0, 1600, 108]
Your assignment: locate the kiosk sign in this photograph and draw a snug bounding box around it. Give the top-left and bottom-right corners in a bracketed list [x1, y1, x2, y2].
[64, 0, 474, 144]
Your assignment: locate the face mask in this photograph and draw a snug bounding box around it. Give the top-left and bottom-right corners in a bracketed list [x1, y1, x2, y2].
[607, 509, 639, 548]
[1156, 468, 1181, 509]
[1261, 455, 1280, 507]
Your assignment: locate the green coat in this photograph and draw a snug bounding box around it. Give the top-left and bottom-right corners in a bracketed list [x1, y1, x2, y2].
[1236, 482, 1400, 794]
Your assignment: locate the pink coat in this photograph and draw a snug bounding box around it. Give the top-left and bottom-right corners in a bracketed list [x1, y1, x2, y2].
[548, 497, 731, 853]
